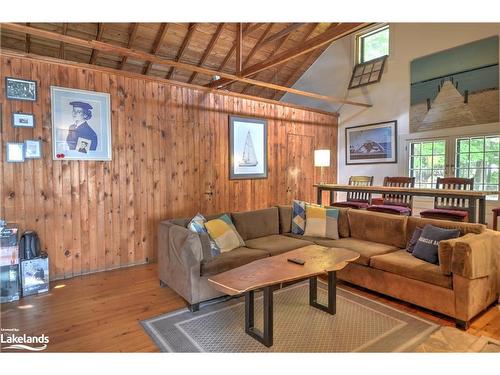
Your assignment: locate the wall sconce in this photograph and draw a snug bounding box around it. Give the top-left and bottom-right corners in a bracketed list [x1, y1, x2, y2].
[314, 149, 330, 184]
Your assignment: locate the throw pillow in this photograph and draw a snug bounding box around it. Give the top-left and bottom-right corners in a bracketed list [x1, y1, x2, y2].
[291, 200, 306, 235]
[304, 205, 340, 239]
[204, 214, 245, 253]
[187, 213, 221, 258]
[412, 224, 460, 265]
[407, 227, 422, 253]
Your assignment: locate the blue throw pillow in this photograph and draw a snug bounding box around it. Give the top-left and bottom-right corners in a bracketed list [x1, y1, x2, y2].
[291, 200, 306, 235]
[187, 213, 221, 257]
[407, 227, 422, 253]
[412, 224, 460, 264]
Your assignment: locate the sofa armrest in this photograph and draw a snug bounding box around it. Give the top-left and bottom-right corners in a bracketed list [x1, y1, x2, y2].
[439, 233, 476, 275]
[451, 231, 496, 279]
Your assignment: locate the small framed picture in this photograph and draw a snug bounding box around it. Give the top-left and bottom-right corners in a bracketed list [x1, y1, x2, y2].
[24, 140, 42, 159]
[12, 112, 35, 128]
[6, 142, 25, 163]
[5, 77, 37, 101]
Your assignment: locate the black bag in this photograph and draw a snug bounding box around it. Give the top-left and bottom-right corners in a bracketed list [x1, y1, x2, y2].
[19, 231, 41, 260]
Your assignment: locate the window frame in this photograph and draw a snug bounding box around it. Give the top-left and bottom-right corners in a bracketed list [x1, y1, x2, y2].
[356, 24, 390, 64]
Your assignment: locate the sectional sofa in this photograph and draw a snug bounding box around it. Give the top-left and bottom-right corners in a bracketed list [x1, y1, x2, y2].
[158, 206, 499, 328]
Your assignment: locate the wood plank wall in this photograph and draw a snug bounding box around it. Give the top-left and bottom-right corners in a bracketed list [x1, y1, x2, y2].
[0, 54, 338, 280]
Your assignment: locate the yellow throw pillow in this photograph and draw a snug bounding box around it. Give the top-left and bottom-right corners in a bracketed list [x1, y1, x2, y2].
[304, 205, 340, 239]
[204, 214, 245, 253]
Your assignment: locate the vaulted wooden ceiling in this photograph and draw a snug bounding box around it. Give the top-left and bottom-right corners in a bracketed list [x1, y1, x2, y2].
[0, 22, 368, 104]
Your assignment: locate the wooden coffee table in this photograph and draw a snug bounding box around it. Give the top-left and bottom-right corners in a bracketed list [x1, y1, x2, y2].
[208, 245, 359, 347]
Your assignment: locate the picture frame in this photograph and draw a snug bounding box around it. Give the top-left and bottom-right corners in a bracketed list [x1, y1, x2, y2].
[12, 112, 35, 128]
[51, 86, 112, 161]
[345, 120, 397, 165]
[24, 139, 42, 159]
[348, 55, 387, 90]
[5, 77, 37, 101]
[229, 115, 268, 180]
[6, 142, 25, 163]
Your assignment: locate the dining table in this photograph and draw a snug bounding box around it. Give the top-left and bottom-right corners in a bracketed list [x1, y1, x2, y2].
[314, 183, 499, 224]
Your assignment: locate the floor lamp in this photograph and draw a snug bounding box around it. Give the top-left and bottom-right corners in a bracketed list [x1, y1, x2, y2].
[314, 149, 330, 184]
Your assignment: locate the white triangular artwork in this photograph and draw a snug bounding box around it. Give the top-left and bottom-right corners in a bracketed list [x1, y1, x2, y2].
[239, 131, 258, 167]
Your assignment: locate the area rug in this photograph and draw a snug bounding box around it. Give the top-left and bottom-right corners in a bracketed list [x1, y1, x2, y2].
[141, 281, 439, 352]
[415, 326, 500, 352]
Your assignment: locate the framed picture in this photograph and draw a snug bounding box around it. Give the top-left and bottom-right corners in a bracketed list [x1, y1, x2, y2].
[6, 142, 25, 163]
[51, 86, 112, 161]
[20, 256, 49, 297]
[24, 139, 42, 159]
[12, 112, 35, 128]
[229, 115, 268, 180]
[5, 77, 37, 101]
[348, 55, 387, 90]
[345, 120, 397, 165]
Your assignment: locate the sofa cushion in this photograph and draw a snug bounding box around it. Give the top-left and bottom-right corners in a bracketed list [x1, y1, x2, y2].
[406, 216, 485, 245]
[347, 209, 407, 248]
[412, 224, 460, 265]
[407, 227, 422, 253]
[304, 205, 339, 239]
[370, 250, 453, 289]
[420, 208, 469, 219]
[244, 234, 314, 256]
[313, 237, 400, 266]
[201, 247, 269, 277]
[277, 205, 292, 234]
[231, 207, 279, 241]
[205, 214, 245, 253]
[331, 201, 369, 209]
[187, 213, 221, 258]
[366, 204, 412, 215]
[291, 200, 307, 235]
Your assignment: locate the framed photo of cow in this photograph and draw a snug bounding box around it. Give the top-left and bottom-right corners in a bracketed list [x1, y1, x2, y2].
[51, 86, 112, 161]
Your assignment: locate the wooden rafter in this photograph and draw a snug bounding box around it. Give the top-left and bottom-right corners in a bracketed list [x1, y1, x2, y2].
[243, 23, 274, 69]
[89, 23, 105, 65]
[261, 23, 304, 45]
[244, 23, 263, 35]
[187, 23, 225, 84]
[119, 23, 139, 70]
[209, 22, 367, 88]
[166, 23, 197, 80]
[25, 23, 31, 53]
[240, 24, 298, 95]
[1, 23, 371, 108]
[58, 23, 69, 59]
[235, 23, 243, 74]
[143, 23, 169, 75]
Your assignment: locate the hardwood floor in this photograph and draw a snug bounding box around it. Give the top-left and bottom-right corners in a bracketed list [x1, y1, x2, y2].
[1, 263, 499, 352]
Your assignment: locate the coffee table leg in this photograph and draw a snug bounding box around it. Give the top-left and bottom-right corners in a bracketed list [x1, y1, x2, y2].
[245, 286, 274, 347]
[309, 271, 336, 315]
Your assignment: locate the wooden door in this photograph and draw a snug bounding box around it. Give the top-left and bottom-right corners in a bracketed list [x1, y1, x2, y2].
[286, 133, 315, 202]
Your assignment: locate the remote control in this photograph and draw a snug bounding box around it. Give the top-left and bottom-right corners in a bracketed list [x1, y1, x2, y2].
[287, 258, 305, 265]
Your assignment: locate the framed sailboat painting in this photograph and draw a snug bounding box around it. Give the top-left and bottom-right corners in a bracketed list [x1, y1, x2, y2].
[229, 116, 268, 179]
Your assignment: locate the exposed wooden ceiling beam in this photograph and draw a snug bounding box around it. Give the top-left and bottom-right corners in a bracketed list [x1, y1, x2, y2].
[187, 23, 225, 84]
[261, 23, 304, 45]
[59, 23, 69, 59]
[235, 23, 243, 75]
[1, 23, 371, 108]
[166, 23, 197, 80]
[25, 23, 31, 53]
[209, 22, 367, 88]
[244, 23, 262, 35]
[143, 23, 169, 75]
[243, 23, 274, 69]
[119, 23, 139, 70]
[89, 23, 105, 65]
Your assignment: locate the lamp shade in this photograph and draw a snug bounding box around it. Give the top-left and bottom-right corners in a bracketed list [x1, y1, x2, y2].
[314, 149, 330, 167]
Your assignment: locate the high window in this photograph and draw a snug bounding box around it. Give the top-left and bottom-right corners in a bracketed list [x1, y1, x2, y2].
[357, 25, 389, 63]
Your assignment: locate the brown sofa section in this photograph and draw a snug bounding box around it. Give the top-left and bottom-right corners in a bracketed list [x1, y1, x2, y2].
[348, 209, 407, 248]
[158, 204, 498, 326]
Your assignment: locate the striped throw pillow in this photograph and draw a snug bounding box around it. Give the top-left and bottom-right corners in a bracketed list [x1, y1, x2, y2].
[304, 205, 340, 239]
[204, 214, 245, 253]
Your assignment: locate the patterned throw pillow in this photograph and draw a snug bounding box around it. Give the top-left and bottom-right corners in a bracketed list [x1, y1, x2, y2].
[291, 200, 306, 235]
[412, 224, 460, 264]
[304, 205, 339, 239]
[187, 213, 221, 258]
[204, 214, 245, 253]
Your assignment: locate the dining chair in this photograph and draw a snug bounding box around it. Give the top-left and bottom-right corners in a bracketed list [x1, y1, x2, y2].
[492, 208, 500, 230]
[366, 177, 415, 216]
[420, 177, 474, 222]
[331, 176, 374, 209]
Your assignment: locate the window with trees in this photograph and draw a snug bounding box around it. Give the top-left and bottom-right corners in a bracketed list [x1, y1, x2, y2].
[357, 25, 389, 63]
